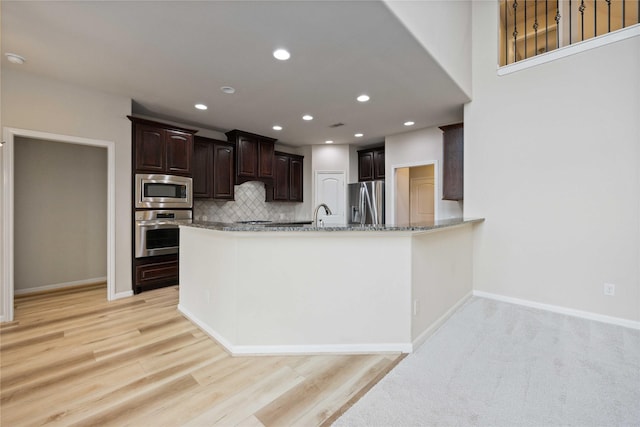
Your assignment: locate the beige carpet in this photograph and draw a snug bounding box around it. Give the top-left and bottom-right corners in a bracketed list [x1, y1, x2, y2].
[333, 297, 640, 427]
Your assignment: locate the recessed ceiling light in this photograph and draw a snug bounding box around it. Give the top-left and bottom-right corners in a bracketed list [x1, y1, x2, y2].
[5, 53, 26, 65]
[194, 103, 208, 110]
[273, 49, 291, 60]
[220, 86, 236, 94]
[404, 121, 415, 126]
[357, 94, 370, 102]
[272, 125, 283, 131]
[325, 140, 334, 144]
[354, 133, 364, 138]
[302, 115, 313, 121]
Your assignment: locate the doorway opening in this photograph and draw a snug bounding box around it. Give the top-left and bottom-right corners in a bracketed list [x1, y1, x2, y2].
[2, 128, 116, 322]
[394, 162, 438, 225]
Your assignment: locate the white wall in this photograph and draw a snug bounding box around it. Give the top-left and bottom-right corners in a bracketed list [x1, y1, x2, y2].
[1, 69, 132, 296]
[312, 144, 350, 173]
[0, 3, 4, 310]
[348, 144, 360, 184]
[465, 2, 640, 321]
[14, 138, 107, 291]
[412, 225, 474, 342]
[180, 227, 412, 354]
[385, 126, 463, 224]
[383, 0, 472, 98]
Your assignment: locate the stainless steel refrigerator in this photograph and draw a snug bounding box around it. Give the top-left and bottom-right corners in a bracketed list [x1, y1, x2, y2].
[348, 181, 385, 225]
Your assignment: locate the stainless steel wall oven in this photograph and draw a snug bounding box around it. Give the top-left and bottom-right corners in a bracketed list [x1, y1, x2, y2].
[134, 210, 192, 258]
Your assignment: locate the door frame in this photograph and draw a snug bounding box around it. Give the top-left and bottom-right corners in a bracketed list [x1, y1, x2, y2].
[390, 161, 439, 225]
[2, 127, 116, 322]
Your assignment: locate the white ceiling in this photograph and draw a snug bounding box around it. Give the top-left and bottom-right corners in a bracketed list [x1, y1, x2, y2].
[1, 1, 469, 147]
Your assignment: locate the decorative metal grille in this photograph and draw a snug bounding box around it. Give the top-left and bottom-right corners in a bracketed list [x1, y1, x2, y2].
[500, 0, 640, 65]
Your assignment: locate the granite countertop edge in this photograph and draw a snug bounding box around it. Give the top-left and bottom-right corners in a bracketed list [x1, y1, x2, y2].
[181, 218, 484, 233]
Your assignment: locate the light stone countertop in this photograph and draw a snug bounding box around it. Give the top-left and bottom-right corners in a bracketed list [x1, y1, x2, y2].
[182, 217, 484, 233]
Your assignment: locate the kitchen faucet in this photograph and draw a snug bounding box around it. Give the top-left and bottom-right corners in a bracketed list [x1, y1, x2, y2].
[313, 203, 333, 227]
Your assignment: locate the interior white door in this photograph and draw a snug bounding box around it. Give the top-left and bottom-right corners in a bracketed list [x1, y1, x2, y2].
[315, 171, 346, 225]
[410, 177, 435, 224]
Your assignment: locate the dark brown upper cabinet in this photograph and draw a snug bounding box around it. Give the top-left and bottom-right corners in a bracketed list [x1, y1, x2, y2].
[225, 129, 276, 185]
[289, 155, 304, 202]
[358, 146, 385, 182]
[193, 138, 213, 198]
[439, 123, 464, 201]
[129, 116, 196, 176]
[193, 136, 235, 200]
[266, 152, 304, 202]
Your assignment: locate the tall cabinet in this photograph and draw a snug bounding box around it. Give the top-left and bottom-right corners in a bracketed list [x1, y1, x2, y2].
[129, 116, 196, 294]
[439, 123, 464, 201]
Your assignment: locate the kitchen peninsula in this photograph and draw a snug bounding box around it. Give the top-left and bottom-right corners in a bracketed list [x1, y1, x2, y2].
[178, 218, 483, 355]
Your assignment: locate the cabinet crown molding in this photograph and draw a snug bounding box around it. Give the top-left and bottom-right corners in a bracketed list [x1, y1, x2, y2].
[225, 129, 277, 143]
[128, 116, 198, 135]
[438, 122, 463, 132]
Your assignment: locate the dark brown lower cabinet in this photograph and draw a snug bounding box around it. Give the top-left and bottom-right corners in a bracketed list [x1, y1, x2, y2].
[134, 254, 178, 294]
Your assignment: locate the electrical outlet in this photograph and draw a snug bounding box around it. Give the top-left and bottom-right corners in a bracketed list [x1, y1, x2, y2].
[413, 299, 419, 316]
[603, 283, 615, 296]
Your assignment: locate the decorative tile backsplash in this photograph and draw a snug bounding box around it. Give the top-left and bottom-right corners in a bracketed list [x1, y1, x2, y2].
[194, 181, 298, 222]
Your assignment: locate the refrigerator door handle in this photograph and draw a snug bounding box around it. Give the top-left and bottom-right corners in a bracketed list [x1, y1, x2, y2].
[359, 185, 366, 225]
[369, 184, 378, 225]
[362, 183, 376, 225]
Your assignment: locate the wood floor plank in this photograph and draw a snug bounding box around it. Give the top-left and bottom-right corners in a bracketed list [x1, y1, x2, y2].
[236, 415, 267, 427]
[254, 355, 374, 426]
[0, 285, 403, 427]
[70, 374, 200, 427]
[294, 357, 394, 426]
[182, 366, 304, 427]
[31, 348, 219, 427]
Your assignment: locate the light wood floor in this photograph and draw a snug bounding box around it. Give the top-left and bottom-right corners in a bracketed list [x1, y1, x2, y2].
[0, 284, 403, 427]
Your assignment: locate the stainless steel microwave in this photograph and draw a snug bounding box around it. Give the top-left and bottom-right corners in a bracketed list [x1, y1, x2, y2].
[135, 174, 192, 209]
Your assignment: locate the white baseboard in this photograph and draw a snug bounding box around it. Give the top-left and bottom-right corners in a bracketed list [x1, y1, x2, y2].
[230, 342, 413, 356]
[473, 291, 640, 330]
[411, 291, 473, 351]
[113, 290, 133, 300]
[177, 304, 236, 353]
[178, 304, 413, 356]
[14, 277, 107, 295]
